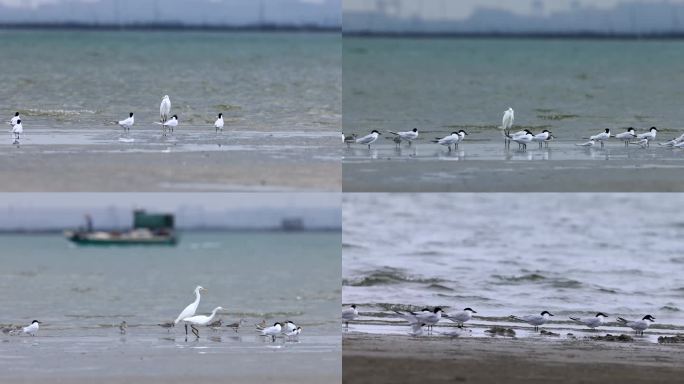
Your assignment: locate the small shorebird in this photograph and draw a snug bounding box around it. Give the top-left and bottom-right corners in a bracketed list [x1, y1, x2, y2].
[117, 113, 134, 132]
[260, 322, 282, 342]
[510, 311, 554, 332]
[342, 304, 358, 329]
[157, 322, 175, 332]
[214, 113, 224, 133]
[119, 321, 127, 334]
[617, 315, 655, 336]
[21, 320, 41, 336]
[355, 130, 381, 149]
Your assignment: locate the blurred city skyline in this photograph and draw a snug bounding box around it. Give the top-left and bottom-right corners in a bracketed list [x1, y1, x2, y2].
[0, 193, 341, 231]
[0, 0, 341, 27]
[344, 0, 684, 34]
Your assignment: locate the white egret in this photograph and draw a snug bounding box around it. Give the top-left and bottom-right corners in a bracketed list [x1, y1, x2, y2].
[183, 306, 225, 338]
[174, 285, 207, 335]
[160, 95, 171, 124]
[501, 107, 515, 148]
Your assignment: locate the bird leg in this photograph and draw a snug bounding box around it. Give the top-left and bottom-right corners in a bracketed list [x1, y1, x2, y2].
[185, 323, 188, 335]
[192, 325, 199, 338]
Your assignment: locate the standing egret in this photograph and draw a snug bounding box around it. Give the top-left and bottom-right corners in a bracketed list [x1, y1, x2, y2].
[183, 307, 225, 338]
[160, 95, 171, 131]
[214, 113, 224, 133]
[501, 107, 515, 148]
[174, 285, 207, 335]
[118, 113, 134, 132]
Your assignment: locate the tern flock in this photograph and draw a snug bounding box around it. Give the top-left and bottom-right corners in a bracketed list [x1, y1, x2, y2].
[342, 304, 662, 337]
[6, 95, 228, 145]
[342, 107, 680, 152]
[1, 285, 302, 342]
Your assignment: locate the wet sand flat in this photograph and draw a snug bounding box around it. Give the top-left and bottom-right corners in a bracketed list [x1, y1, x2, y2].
[343, 142, 684, 192]
[1, 329, 340, 384]
[343, 334, 684, 384]
[0, 130, 340, 191]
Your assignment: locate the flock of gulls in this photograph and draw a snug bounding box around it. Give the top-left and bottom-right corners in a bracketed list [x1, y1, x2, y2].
[6, 95, 226, 144]
[342, 107, 680, 151]
[342, 305, 660, 337]
[2, 285, 302, 342]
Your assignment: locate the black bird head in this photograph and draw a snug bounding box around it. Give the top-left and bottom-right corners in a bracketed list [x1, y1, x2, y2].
[464, 307, 477, 313]
[642, 315, 655, 322]
[541, 311, 554, 316]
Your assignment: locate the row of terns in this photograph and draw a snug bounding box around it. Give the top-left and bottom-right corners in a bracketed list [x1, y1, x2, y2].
[342, 305, 658, 337]
[342, 107, 676, 151]
[6, 95, 227, 143]
[2, 285, 302, 342]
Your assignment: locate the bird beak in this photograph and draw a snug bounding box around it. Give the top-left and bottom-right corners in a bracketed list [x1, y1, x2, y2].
[472, 310, 477, 314]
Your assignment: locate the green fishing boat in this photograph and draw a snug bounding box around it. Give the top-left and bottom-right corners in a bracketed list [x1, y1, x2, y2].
[65, 210, 178, 246]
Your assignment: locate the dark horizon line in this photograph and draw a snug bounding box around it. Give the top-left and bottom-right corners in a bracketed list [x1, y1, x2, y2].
[344, 30, 684, 40]
[0, 22, 341, 33]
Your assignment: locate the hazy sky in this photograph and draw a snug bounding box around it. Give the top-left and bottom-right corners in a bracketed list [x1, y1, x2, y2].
[344, 0, 684, 19]
[0, 0, 341, 24]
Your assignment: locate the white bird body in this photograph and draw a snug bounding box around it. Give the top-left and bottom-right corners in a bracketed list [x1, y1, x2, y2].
[285, 326, 302, 338]
[160, 95, 171, 123]
[674, 141, 684, 148]
[569, 313, 607, 329]
[631, 138, 649, 148]
[355, 131, 380, 148]
[617, 315, 655, 335]
[576, 139, 595, 147]
[163, 116, 178, 128]
[637, 127, 658, 141]
[183, 306, 224, 326]
[174, 286, 206, 325]
[12, 122, 23, 135]
[502, 108, 514, 131]
[435, 133, 459, 146]
[9, 113, 20, 127]
[395, 308, 444, 330]
[261, 322, 283, 341]
[118, 113, 134, 131]
[22, 320, 40, 336]
[389, 128, 419, 142]
[590, 129, 611, 142]
[661, 133, 684, 146]
[447, 308, 476, 326]
[507, 130, 534, 150]
[532, 131, 550, 143]
[342, 304, 358, 329]
[284, 321, 297, 333]
[511, 311, 553, 330]
[616, 128, 637, 147]
[214, 113, 224, 132]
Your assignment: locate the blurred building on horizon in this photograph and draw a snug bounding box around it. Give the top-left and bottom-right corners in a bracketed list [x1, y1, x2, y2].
[0, 0, 341, 28]
[344, 0, 684, 34]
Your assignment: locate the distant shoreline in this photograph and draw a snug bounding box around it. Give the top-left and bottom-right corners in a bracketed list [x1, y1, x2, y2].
[0, 22, 340, 33]
[344, 30, 684, 40]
